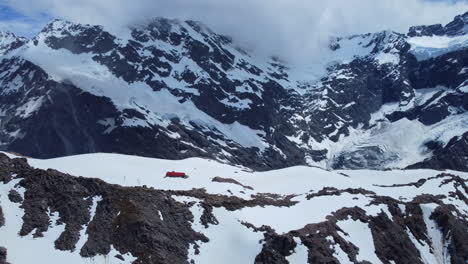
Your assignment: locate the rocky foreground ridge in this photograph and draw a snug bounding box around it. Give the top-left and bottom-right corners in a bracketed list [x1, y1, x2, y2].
[0, 153, 466, 263]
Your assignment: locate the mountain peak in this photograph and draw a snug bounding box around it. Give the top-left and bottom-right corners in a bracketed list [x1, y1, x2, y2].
[408, 10, 468, 37]
[444, 9, 468, 36]
[0, 30, 27, 56]
[39, 18, 106, 37]
[0, 30, 21, 39]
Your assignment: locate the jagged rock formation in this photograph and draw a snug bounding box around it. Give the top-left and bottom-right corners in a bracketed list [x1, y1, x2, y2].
[0, 31, 26, 56]
[0, 12, 466, 171]
[408, 11, 468, 37]
[408, 132, 468, 171]
[0, 247, 8, 264]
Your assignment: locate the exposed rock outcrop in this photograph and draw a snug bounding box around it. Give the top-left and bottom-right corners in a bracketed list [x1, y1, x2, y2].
[0, 247, 8, 264]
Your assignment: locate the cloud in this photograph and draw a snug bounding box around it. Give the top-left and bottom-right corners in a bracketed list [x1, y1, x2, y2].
[2, 0, 468, 62]
[0, 19, 46, 37]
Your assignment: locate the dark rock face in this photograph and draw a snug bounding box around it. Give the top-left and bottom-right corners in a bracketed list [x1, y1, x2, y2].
[369, 210, 424, 264]
[0, 247, 8, 264]
[255, 231, 296, 264]
[444, 11, 468, 36]
[0, 59, 118, 159]
[408, 24, 445, 37]
[6, 80, 118, 159]
[0, 200, 4, 227]
[408, 132, 468, 171]
[0, 12, 466, 171]
[409, 48, 468, 90]
[408, 11, 468, 37]
[7, 189, 22, 203]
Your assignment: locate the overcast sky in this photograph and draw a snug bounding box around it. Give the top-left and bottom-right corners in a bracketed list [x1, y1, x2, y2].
[0, 0, 467, 62]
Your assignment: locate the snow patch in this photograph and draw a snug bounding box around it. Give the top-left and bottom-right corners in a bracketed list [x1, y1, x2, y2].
[286, 237, 308, 264]
[408, 34, 468, 60]
[337, 219, 383, 264]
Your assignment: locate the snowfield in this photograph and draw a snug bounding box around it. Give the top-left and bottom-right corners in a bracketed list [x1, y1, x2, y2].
[408, 34, 468, 60]
[14, 152, 465, 199]
[0, 152, 466, 264]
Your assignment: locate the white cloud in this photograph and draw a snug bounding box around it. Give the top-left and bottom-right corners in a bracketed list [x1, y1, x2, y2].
[0, 19, 43, 37]
[2, 0, 468, 62]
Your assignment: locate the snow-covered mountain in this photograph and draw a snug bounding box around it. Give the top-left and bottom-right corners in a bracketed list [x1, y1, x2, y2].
[0, 11, 467, 264]
[0, 12, 467, 171]
[0, 31, 26, 56]
[0, 152, 466, 264]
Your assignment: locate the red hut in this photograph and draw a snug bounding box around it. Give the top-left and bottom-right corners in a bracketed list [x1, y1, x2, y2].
[165, 171, 188, 178]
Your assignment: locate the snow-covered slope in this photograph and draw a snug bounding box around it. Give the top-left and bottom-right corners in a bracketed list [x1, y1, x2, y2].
[407, 11, 468, 60]
[0, 12, 466, 171]
[408, 34, 468, 60]
[0, 31, 26, 56]
[0, 152, 466, 264]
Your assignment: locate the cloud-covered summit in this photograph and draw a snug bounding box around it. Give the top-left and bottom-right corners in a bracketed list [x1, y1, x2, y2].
[1, 0, 468, 62]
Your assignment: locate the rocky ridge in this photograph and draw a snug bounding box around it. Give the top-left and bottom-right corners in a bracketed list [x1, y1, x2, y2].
[0, 153, 467, 263]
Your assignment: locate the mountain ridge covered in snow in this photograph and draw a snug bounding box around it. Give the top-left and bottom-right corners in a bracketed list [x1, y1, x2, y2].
[0, 11, 466, 172]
